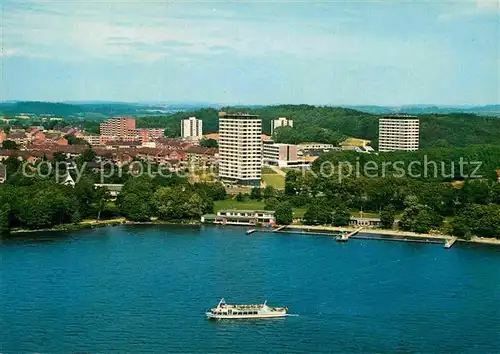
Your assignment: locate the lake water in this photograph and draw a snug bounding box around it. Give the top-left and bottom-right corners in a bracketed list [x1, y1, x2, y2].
[1, 225, 499, 353]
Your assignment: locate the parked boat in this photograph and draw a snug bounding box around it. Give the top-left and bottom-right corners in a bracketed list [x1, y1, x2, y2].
[206, 298, 288, 320]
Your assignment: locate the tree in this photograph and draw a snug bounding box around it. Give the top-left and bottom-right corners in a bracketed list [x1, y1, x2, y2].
[399, 200, 442, 234]
[250, 187, 262, 200]
[3, 126, 11, 134]
[120, 193, 152, 222]
[74, 176, 96, 218]
[82, 148, 96, 162]
[53, 152, 66, 162]
[303, 204, 332, 225]
[117, 176, 154, 222]
[332, 204, 350, 226]
[0, 203, 11, 234]
[235, 192, 245, 202]
[2, 140, 18, 150]
[380, 204, 396, 229]
[275, 202, 293, 225]
[94, 187, 109, 220]
[153, 186, 213, 220]
[64, 134, 89, 146]
[199, 138, 218, 148]
[263, 185, 275, 199]
[264, 197, 279, 211]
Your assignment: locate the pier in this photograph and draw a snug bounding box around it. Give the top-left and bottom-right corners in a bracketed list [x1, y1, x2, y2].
[444, 237, 458, 249]
[273, 225, 287, 232]
[336, 227, 363, 242]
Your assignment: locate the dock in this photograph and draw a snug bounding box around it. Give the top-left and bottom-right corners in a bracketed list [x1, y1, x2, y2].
[273, 225, 287, 232]
[444, 237, 458, 249]
[336, 227, 363, 242]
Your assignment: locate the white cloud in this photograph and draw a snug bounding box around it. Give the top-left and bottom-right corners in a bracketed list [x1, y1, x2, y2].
[438, 0, 499, 21]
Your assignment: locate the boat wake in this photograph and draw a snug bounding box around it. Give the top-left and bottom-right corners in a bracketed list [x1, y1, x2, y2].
[286, 314, 299, 317]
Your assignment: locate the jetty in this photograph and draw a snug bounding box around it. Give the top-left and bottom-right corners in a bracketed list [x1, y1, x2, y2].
[336, 227, 363, 242]
[444, 237, 458, 249]
[273, 225, 287, 232]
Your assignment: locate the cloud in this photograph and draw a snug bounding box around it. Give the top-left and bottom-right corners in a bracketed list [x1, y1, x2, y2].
[476, 0, 499, 11]
[438, 0, 499, 21]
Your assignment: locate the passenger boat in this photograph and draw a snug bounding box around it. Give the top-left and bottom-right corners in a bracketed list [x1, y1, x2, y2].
[206, 298, 288, 320]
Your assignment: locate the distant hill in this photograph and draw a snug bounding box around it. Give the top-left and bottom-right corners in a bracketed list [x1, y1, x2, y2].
[0, 101, 84, 116]
[348, 104, 500, 117]
[0, 101, 217, 119]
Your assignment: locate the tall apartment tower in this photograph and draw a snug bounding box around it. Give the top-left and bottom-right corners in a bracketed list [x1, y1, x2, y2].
[270, 117, 293, 135]
[378, 115, 420, 152]
[99, 117, 136, 139]
[181, 117, 203, 140]
[218, 112, 262, 186]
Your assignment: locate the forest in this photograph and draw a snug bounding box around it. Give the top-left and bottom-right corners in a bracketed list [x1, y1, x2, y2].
[116, 105, 500, 148]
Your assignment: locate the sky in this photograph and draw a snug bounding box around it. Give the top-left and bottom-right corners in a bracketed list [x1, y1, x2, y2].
[1, 0, 499, 106]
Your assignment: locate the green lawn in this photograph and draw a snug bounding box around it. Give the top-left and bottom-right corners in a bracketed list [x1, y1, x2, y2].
[261, 166, 277, 174]
[262, 174, 285, 189]
[293, 208, 307, 218]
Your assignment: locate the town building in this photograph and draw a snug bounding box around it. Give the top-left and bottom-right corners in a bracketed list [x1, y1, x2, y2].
[218, 112, 262, 186]
[99, 117, 136, 139]
[378, 115, 420, 152]
[210, 210, 276, 226]
[262, 141, 306, 168]
[181, 117, 203, 141]
[185, 147, 218, 169]
[82, 134, 102, 146]
[270, 117, 293, 135]
[136, 128, 164, 142]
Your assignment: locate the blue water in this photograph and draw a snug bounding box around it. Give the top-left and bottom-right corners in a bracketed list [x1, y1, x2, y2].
[1, 225, 499, 353]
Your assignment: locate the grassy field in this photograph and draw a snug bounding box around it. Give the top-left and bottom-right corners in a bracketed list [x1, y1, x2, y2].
[262, 174, 285, 189]
[261, 166, 277, 174]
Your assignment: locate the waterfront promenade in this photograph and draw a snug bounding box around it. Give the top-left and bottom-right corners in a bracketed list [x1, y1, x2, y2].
[280, 224, 500, 246]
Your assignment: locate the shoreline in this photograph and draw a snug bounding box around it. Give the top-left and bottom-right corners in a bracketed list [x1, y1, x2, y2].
[4, 220, 500, 246]
[6, 219, 202, 235]
[279, 224, 500, 246]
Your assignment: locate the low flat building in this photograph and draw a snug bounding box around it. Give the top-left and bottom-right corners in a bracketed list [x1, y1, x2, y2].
[297, 142, 335, 151]
[214, 210, 275, 226]
[262, 141, 307, 168]
[82, 134, 102, 146]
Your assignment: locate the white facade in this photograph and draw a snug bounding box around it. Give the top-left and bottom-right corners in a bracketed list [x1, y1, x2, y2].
[82, 135, 101, 146]
[378, 115, 419, 152]
[218, 112, 262, 186]
[263, 142, 304, 167]
[181, 117, 203, 140]
[271, 117, 293, 135]
[215, 210, 275, 226]
[297, 142, 335, 151]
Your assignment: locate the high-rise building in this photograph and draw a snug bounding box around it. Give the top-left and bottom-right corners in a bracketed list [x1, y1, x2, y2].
[271, 117, 293, 135]
[218, 112, 262, 186]
[378, 115, 419, 152]
[99, 117, 136, 139]
[181, 117, 203, 140]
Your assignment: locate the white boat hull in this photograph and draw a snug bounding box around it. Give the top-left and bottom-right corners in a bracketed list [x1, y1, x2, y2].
[206, 312, 287, 320]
